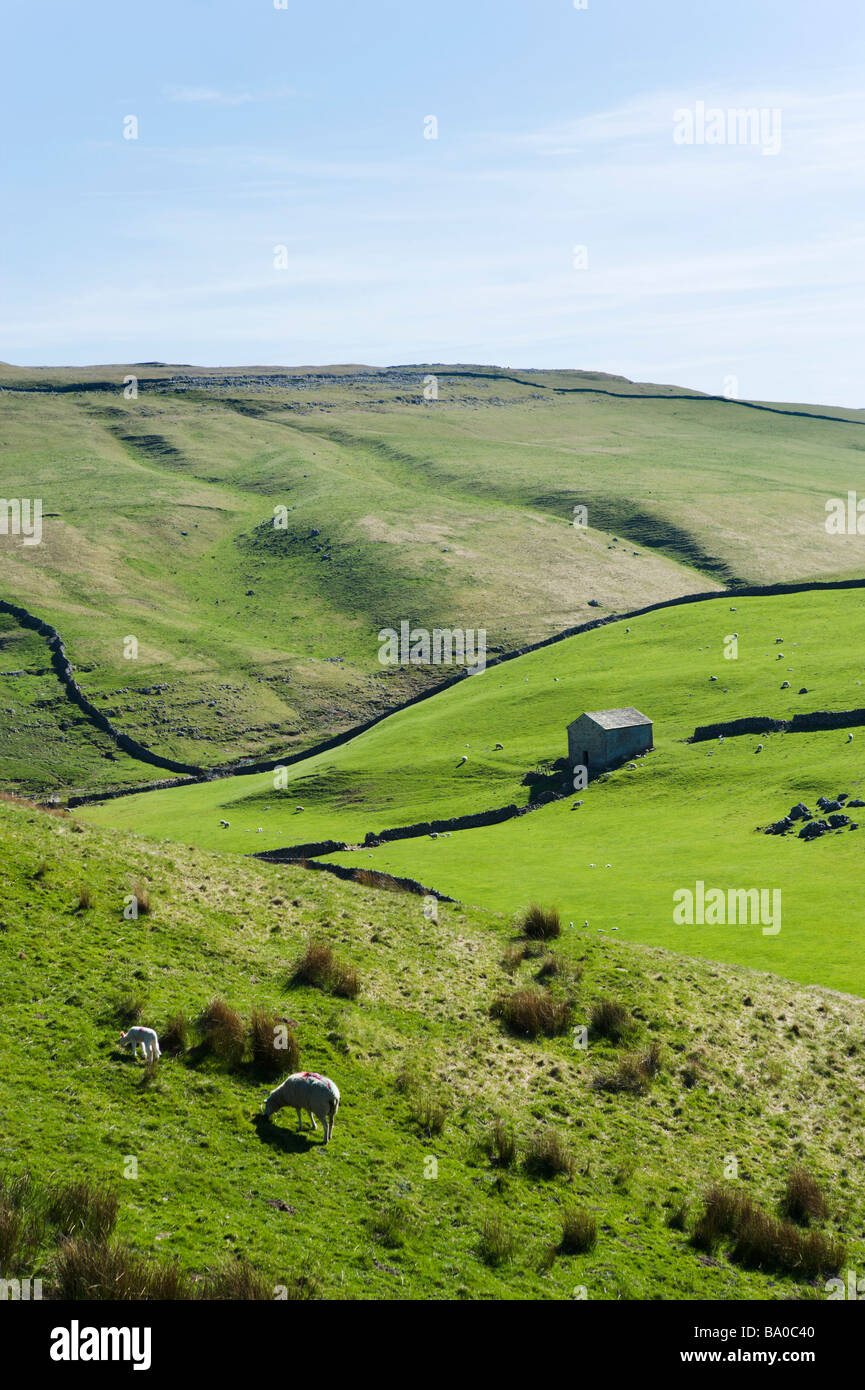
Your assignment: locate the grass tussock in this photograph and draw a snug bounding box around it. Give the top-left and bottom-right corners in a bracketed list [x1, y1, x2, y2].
[523, 1128, 575, 1179]
[491, 988, 572, 1039]
[129, 880, 151, 916]
[74, 884, 93, 912]
[329, 961, 361, 999]
[590, 998, 632, 1043]
[202, 1257, 279, 1300]
[518, 903, 561, 940]
[159, 1013, 188, 1056]
[195, 998, 246, 1066]
[502, 943, 527, 971]
[535, 954, 560, 981]
[291, 940, 361, 999]
[46, 1180, 119, 1242]
[486, 1117, 517, 1168]
[371, 1202, 411, 1249]
[691, 1183, 844, 1278]
[0, 1173, 45, 1271]
[409, 1091, 448, 1137]
[558, 1207, 597, 1254]
[54, 1238, 189, 1300]
[782, 1167, 828, 1225]
[594, 1042, 662, 1095]
[479, 1215, 516, 1266]
[248, 1007, 300, 1077]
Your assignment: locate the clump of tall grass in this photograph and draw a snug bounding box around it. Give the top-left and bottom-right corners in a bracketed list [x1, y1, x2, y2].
[485, 1117, 517, 1169]
[491, 988, 572, 1039]
[590, 998, 632, 1043]
[159, 1013, 188, 1056]
[518, 903, 561, 940]
[558, 1207, 597, 1254]
[53, 1238, 190, 1300]
[690, 1182, 844, 1277]
[290, 941, 361, 998]
[46, 1180, 119, 1242]
[248, 1008, 300, 1077]
[593, 1042, 662, 1095]
[782, 1167, 828, 1225]
[371, 1202, 411, 1248]
[195, 998, 246, 1066]
[523, 1128, 575, 1179]
[129, 880, 151, 916]
[408, 1090, 448, 1138]
[479, 1216, 516, 1266]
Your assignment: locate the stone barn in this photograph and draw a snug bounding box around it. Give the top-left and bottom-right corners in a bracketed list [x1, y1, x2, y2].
[567, 707, 653, 780]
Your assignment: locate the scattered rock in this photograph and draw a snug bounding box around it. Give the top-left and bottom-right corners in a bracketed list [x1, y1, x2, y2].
[799, 819, 829, 840]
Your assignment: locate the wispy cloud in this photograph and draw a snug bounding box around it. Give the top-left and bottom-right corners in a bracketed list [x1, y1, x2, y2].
[163, 84, 292, 107]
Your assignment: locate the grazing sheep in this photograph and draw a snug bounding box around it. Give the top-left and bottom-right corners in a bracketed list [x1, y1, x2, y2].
[220, 820, 229, 828]
[756, 744, 763, 753]
[262, 1072, 340, 1144]
[494, 742, 504, 750]
[848, 733, 854, 743]
[457, 755, 467, 766]
[118, 1026, 160, 1063]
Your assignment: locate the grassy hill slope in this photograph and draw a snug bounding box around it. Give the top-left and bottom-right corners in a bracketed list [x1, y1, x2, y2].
[3, 363, 865, 791]
[86, 586, 865, 994]
[0, 796, 861, 1300]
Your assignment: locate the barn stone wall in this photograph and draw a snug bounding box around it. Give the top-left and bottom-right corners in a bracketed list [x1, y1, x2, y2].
[568, 715, 652, 778]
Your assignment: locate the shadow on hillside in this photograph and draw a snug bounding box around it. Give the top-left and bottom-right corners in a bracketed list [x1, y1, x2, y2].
[522, 757, 570, 805]
[252, 1113, 318, 1154]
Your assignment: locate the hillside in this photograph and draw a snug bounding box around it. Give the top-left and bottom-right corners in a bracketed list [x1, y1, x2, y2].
[3, 363, 865, 793]
[0, 795, 860, 1300]
[85, 585, 865, 995]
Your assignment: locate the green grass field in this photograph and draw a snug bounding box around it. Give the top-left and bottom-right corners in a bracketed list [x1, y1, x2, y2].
[4, 363, 865, 790]
[5, 365, 865, 1303]
[85, 586, 865, 994]
[2, 795, 862, 1300]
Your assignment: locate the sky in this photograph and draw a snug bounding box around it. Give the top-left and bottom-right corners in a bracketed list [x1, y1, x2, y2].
[2, 0, 864, 404]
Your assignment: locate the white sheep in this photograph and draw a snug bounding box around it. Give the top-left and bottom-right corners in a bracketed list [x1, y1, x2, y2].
[262, 1071, 340, 1144]
[118, 1026, 160, 1063]
[220, 820, 229, 828]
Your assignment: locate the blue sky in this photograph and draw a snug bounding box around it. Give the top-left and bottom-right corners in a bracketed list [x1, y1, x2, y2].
[2, 0, 864, 404]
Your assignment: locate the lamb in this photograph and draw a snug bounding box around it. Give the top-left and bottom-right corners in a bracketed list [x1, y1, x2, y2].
[118, 1026, 161, 1063]
[262, 1071, 340, 1144]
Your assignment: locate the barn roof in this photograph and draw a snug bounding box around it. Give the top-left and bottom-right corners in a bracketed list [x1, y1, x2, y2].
[569, 706, 652, 731]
